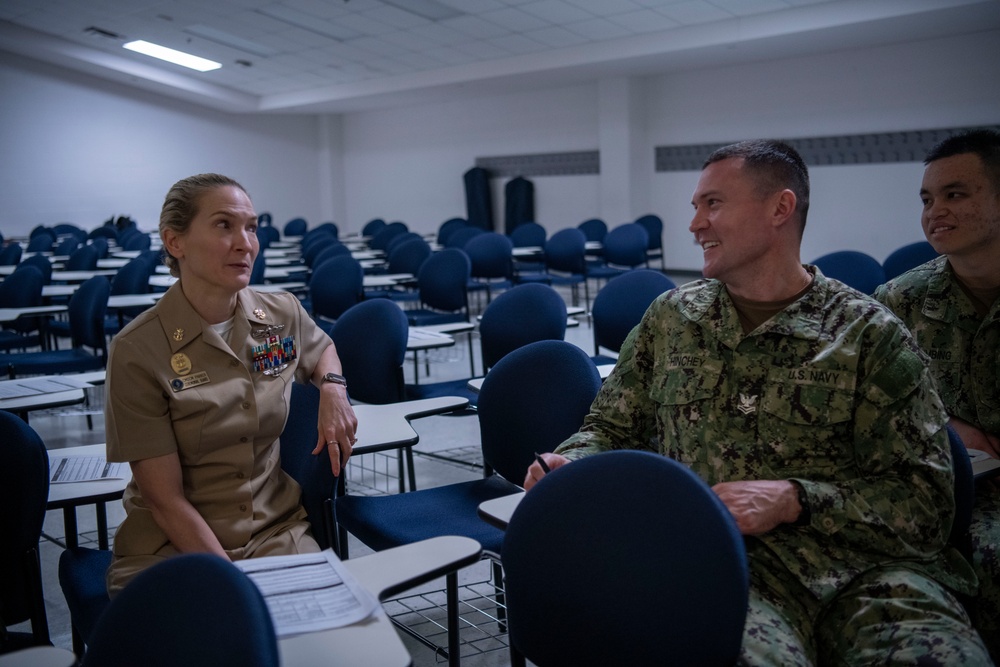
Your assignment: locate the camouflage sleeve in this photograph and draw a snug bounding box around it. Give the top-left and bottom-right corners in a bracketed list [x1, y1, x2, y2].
[796, 310, 954, 559]
[871, 283, 891, 308]
[554, 323, 660, 461]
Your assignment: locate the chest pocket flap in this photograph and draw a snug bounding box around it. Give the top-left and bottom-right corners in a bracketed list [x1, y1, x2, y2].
[762, 366, 855, 426]
[650, 358, 723, 406]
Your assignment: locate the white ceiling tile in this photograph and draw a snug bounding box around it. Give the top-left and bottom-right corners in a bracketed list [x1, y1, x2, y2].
[705, 0, 790, 17]
[486, 33, 548, 54]
[655, 1, 732, 25]
[450, 39, 513, 59]
[332, 11, 400, 36]
[435, 0, 508, 11]
[631, 0, 704, 6]
[561, 0, 645, 17]
[405, 20, 472, 46]
[522, 25, 590, 47]
[348, 35, 412, 57]
[376, 28, 440, 50]
[479, 7, 550, 31]
[393, 50, 450, 68]
[519, 0, 595, 24]
[607, 9, 680, 32]
[422, 45, 477, 66]
[360, 5, 433, 30]
[364, 55, 418, 75]
[440, 15, 512, 39]
[280, 0, 355, 20]
[564, 17, 635, 40]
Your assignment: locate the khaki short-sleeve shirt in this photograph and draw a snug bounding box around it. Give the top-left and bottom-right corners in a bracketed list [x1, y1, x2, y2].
[106, 284, 330, 556]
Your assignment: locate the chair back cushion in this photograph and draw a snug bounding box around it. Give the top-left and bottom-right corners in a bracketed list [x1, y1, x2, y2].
[82, 554, 279, 667]
[812, 250, 886, 295]
[601, 223, 649, 268]
[310, 255, 363, 321]
[0, 411, 49, 627]
[331, 299, 408, 404]
[882, 241, 939, 281]
[386, 237, 431, 276]
[478, 340, 599, 484]
[577, 218, 607, 243]
[465, 232, 513, 281]
[280, 383, 337, 550]
[503, 450, 749, 667]
[508, 222, 546, 248]
[416, 248, 471, 313]
[544, 228, 586, 274]
[361, 218, 386, 237]
[634, 213, 664, 251]
[69, 276, 111, 351]
[592, 270, 674, 355]
[0, 266, 44, 333]
[479, 284, 566, 372]
[368, 222, 408, 251]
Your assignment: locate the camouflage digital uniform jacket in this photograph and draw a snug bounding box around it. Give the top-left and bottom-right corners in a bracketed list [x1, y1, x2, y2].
[556, 268, 976, 603]
[873, 255, 1000, 435]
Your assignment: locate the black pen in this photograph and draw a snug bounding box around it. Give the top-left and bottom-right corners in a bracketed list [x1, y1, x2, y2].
[534, 452, 551, 474]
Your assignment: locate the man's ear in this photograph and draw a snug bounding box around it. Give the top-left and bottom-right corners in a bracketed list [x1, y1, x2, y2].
[771, 189, 797, 230]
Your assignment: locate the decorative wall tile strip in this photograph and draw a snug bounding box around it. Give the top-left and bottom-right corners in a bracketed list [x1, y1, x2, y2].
[654, 125, 1000, 172]
[475, 150, 600, 177]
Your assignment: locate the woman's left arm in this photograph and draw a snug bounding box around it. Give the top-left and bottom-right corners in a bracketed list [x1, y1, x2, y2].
[310, 342, 358, 475]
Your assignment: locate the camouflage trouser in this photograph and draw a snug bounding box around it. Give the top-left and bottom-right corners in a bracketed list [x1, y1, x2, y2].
[970, 487, 1000, 663]
[739, 546, 991, 666]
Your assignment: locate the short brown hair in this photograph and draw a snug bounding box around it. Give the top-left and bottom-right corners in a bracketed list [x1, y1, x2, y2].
[159, 174, 249, 276]
[703, 140, 810, 233]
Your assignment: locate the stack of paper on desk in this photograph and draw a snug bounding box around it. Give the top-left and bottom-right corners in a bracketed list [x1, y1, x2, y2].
[234, 550, 377, 638]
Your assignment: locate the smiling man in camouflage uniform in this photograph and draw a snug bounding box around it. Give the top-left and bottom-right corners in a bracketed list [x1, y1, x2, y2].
[875, 128, 1000, 661]
[525, 139, 990, 665]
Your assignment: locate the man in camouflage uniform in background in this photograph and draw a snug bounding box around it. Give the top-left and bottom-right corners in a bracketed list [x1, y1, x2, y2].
[525, 139, 991, 665]
[875, 128, 1000, 661]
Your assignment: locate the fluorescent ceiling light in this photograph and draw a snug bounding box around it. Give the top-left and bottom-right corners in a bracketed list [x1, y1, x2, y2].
[123, 40, 222, 72]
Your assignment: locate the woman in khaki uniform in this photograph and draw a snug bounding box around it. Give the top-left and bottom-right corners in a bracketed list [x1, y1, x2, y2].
[105, 174, 357, 595]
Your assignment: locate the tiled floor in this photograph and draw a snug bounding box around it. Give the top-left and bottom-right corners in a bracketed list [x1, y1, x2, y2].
[12, 274, 694, 666]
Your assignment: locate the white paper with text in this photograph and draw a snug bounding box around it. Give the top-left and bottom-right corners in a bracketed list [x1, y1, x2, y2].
[234, 550, 377, 638]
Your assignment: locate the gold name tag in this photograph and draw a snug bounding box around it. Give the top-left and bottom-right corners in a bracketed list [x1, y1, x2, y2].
[170, 371, 210, 392]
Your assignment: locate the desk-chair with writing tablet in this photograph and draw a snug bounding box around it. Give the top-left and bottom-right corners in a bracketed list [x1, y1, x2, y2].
[310, 255, 364, 332]
[591, 269, 675, 365]
[0, 410, 50, 653]
[335, 340, 602, 666]
[0, 275, 109, 379]
[404, 283, 567, 408]
[0, 265, 45, 352]
[584, 222, 650, 286]
[502, 450, 749, 667]
[330, 299, 415, 495]
[517, 228, 591, 308]
[464, 232, 514, 306]
[80, 554, 278, 667]
[634, 213, 665, 269]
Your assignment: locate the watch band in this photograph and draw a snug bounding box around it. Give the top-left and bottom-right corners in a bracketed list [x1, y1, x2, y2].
[321, 372, 347, 388]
